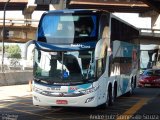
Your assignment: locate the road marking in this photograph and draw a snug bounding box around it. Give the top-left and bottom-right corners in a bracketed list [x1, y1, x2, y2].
[0, 101, 19, 108]
[19, 102, 51, 110]
[116, 98, 149, 120]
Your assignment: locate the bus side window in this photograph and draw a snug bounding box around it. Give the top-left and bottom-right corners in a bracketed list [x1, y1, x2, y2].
[96, 59, 104, 78]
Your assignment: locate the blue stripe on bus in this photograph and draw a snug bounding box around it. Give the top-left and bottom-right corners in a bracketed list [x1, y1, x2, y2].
[34, 41, 97, 51]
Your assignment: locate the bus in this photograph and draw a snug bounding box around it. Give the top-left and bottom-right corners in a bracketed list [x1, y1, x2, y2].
[140, 44, 159, 70]
[25, 9, 139, 107]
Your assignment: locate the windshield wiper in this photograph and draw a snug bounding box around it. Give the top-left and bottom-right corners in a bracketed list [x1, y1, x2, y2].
[34, 77, 54, 84]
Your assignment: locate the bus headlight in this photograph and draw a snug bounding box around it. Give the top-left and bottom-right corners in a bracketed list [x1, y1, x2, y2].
[80, 86, 99, 95]
[33, 87, 52, 96]
[33, 87, 43, 93]
[33, 87, 48, 94]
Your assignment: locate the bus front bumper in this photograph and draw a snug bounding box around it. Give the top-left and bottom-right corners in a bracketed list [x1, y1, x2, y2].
[32, 91, 98, 107]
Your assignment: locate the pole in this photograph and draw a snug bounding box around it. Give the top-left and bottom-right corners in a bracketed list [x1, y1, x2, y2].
[1, 0, 11, 72]
[65, 0, 71, 8]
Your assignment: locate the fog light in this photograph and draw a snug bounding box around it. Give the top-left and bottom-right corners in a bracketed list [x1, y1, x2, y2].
[85, 97, 94, 103]
[33, 96, 40, 102]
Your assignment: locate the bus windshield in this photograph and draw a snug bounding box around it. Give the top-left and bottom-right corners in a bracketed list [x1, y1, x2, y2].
[34, 49, 95, 83]
[37, 13, 98, 44]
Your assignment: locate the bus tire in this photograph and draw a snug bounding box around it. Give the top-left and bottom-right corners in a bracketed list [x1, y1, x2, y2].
[134, 77, 137, 88]
[100, 91, 109, 109]
[112, 83, 117, 103]
[108, 85, 113, 106]
[100, 85, 112, 108]
[126, 80, 134, 97]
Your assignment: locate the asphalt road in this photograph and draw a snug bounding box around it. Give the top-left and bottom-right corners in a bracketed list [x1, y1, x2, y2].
[0, 85, 160, 120]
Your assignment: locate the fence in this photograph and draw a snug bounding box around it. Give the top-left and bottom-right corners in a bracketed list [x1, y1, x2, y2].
[0, 61, 33, 86]
[140, 28, 160, 37]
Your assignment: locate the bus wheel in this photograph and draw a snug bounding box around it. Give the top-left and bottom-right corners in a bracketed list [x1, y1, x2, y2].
[103, 87, 113, 108]
[112, 83, 117, 103]
[106, 92, 110, 107]
[108, 86, 113, 106]
[99, 88, 112, 109]
[100, 92, 109, 109]
[126, 81, 134, 96]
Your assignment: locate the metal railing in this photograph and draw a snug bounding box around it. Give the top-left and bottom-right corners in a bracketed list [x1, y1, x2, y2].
[139, 28, 160, 37]
[0, 18, 39, 27]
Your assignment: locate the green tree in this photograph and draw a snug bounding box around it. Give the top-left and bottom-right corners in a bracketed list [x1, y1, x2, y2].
[6, 45, 21, 59]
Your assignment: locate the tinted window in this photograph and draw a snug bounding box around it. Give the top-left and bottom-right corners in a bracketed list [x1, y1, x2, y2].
[38, 13, 98, 44]
[143, 70, 160, 76]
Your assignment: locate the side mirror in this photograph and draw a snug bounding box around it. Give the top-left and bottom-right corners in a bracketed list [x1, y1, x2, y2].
[24, 40, 35, 60]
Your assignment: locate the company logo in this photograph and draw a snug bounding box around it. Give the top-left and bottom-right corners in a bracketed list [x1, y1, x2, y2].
[71, 44, 90, 48]
[70, 86, 78, 91]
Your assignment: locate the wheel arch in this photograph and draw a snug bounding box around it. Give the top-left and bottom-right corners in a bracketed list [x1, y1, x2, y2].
[113, 81, 117, 98]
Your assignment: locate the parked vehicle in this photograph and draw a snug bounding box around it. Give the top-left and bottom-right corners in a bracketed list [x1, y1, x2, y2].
[140, 44, 159, 69]
[138, 69, 160, 87]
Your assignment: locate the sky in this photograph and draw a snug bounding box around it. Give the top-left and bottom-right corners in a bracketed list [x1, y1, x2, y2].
[113, 13, 151, 28]
[0, 11, 44, 20]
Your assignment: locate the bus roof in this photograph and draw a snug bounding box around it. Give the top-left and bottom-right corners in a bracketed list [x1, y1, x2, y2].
[43, 9, 108, 15]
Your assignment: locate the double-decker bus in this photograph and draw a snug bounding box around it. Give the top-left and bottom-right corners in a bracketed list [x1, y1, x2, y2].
[25, 9, 139, 107]
[140, 44, 159, 70]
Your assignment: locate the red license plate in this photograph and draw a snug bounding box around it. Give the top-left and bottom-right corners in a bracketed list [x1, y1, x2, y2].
[56, 100, 68, 104]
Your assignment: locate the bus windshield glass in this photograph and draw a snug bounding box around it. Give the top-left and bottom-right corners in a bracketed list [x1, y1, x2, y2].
[34, 49, 95, 83]
[37, 13, 98, 44]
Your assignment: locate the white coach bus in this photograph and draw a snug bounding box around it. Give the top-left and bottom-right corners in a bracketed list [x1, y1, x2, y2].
[25, 9, 139, 108]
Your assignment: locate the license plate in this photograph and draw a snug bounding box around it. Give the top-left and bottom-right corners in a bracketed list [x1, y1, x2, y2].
[145, 84, 151, 87]
[56, 100, 68, 104]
